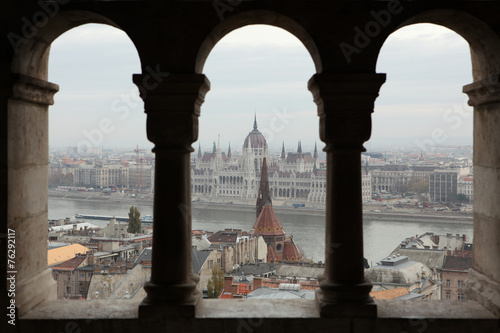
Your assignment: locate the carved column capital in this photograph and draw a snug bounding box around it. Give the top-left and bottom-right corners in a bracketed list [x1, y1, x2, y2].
[463, 74, 500, 107]
[11, 74, 59, 106]
[133, 73, 211, 151]
[308, 73, 386, 150]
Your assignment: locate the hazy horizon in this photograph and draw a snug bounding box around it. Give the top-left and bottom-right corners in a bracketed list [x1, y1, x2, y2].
[48, 23, 473, 154]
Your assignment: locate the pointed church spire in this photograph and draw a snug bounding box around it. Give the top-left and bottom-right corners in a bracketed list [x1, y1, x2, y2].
[281, 142, 286, 160]
[313, 142, 318, 160]
[217, 134, 221, 155]
[198, 142, 202, 158]
[212, 141, 216, 153]
[256, 157, 272, 218]
[253, 113, 258, 130]
[227, 142, 232, 159]
[298, 141, 302, 159]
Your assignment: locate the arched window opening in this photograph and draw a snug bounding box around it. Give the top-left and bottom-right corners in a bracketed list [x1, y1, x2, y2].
[367, 23, 474, 301]
[193, 25, 318, 286]
[47, 23, 144, 301]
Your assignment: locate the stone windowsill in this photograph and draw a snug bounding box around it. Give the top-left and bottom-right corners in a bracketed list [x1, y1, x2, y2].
[22, 299, 497, 320]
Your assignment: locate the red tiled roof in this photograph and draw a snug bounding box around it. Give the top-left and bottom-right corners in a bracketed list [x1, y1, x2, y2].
[261, 279, 319, 290]
[220, 291, 233, 299]
[208, 230, 238, 244]
[51, 256, 86, 271]
[267, 246, 281, 262]
[282, 237, 302, 262]
[252, 205, 286, 237]
[370, 288, 409, 300]
[442, 255, 473, 271]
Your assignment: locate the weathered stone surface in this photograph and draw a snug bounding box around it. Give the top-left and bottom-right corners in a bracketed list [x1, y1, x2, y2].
[466, 269, 500, 317]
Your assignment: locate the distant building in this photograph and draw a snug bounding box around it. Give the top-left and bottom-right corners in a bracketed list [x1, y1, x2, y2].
[47, 243, 90, 267]
[251, 158, 302, 263]
[371, 165, 435, 194]
[429, 170, 458, 202]
[388, 232, 472, 300]
[219, 275, 319, 299]
[457, 176, 473, 202]
[441, 254, 473, 301]
[73, 164, 129, 189]
[365, 255, 441, 300]
[128, 164, 154, 191]
[51, 254, 90, 300]
[191, 117, 371, 207]
[207, 228, 268, 272]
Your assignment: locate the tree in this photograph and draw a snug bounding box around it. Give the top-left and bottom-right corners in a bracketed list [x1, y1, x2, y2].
[455, 193, 468, 203]
[206, 265, 224, 298]
[411, 180, 429, 194]
[127, 206, 141, 234]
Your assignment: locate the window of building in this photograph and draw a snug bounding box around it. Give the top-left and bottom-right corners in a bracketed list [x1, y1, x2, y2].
[446, 279, 451, 287]
[458, 280, 464, 288]
[458, 293, 464, 301]
[446, 291, 451, 299]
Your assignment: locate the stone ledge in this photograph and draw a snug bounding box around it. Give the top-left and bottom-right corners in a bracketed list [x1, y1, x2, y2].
[377, 300, 497, 319]
[19, 299, 500, 333]
[23, 299, 497, 321]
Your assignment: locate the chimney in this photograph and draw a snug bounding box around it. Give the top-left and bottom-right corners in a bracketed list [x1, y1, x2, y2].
[224, 276, 233, 294]
[87, 253, 95, 266]
[120, 266, 127, 273]
[93, 266, 101, 273]
[109, 266, 117, 273]
[127, 261, 134, 269]
[231, 284, 239, 295]
[253, 277, 262, 290]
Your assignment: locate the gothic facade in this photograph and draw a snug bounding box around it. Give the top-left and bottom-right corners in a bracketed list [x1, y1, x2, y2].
[191, 118, 372, 206]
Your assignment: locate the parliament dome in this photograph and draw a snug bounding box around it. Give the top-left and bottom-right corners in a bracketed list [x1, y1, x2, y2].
[243, 116, 267, 149]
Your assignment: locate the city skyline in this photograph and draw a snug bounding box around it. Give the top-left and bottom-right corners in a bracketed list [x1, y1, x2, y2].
[48, 23, 473, 152]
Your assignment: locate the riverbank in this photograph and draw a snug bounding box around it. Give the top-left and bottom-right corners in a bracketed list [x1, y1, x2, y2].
[48, 190, 473, 224]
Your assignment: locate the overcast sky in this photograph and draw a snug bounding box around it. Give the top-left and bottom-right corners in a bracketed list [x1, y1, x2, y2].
[48, 23, 473, 154]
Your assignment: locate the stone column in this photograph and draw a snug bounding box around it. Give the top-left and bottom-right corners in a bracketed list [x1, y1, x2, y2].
[463, 76, 500, 316]
[133, 73, 210, 318]
[8, 74, 59, 315]
[308, 73, 385, 317]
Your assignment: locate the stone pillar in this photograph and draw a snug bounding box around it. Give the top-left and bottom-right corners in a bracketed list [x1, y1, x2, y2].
[308, 73, 385, 317]
[133, 73, 210, 318]
[8, 74, 59, 315]
[463, 76, 500, 316]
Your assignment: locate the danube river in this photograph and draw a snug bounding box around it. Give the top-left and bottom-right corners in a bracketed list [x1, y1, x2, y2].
[49, 198, 474, 266]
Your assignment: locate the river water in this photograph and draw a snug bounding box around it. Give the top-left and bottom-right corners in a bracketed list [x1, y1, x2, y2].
[49, 198, 474, 266]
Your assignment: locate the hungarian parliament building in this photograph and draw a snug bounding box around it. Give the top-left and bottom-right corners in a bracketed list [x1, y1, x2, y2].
[191, 118, 372, 207]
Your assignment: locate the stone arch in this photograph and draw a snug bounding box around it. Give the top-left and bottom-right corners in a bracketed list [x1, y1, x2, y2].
[378, 9, 500, 81]
[11, 10, 139, 80]
[7, 11, 142, 314]
[195, 10, 322, 74]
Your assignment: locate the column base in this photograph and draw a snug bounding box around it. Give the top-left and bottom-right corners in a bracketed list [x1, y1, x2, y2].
[17, 268, 57, 316]
[316, 281, 377, 318]
[466, 268, 500, 317]
[139, 279, 201, 319]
